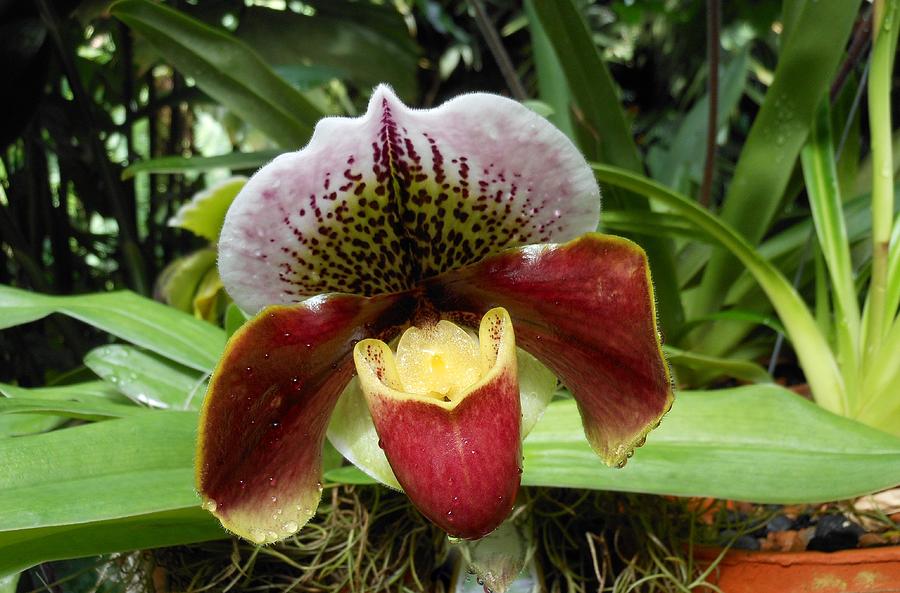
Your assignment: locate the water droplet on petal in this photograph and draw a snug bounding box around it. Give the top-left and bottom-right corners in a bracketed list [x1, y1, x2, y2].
[250, 528, 266, 544]
[201, 498, 218, 512]
[283, 520, 299, 533]
[271, 495, 278, 503]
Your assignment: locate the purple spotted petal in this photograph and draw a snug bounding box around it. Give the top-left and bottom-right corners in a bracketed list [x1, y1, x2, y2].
[219, 85, 600, 313]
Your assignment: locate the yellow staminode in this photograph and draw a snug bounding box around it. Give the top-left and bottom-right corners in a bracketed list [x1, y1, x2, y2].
[353, 308, 515, 408]
[395, 320, 482, 401]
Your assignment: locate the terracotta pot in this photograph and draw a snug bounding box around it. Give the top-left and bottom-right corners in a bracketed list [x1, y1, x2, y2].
[694, 545, 900, 593]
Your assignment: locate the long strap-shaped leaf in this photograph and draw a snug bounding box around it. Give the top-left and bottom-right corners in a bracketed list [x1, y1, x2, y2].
[0, 285, 225, 373]
[800, 101, 861, 408]
[592, 164, 846, 414]
[692, 0, 862, 317]
[525, 0, 684, 334]
[111, 0, 322, 148]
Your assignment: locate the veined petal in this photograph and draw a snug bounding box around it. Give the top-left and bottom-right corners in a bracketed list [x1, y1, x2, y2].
[353, 308, 521, 539]
[196, 291, 415, 544]
[426, 233, 674, 467]
[219, 85, 599, 313]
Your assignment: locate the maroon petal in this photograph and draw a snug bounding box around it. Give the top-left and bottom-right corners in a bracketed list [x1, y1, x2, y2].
[196, 292, 415, 543]
[353, 308, 521, 539]
[426, 233, 673, 467]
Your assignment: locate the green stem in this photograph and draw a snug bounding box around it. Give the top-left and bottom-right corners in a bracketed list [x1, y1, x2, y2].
[592, 164, 846, 414]
[863, 0, 899, 361]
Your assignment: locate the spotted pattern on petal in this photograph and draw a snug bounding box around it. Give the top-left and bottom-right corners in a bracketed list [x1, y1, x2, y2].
[219, 85, 599, 314]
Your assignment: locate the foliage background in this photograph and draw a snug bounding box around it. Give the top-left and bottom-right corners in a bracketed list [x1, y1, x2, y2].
[0, 0, 792, 385]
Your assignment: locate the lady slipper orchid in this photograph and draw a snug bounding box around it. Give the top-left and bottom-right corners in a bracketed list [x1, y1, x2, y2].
[196, 85, 673, 544]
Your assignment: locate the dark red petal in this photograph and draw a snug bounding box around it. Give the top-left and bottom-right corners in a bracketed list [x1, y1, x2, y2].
[353, 309, 521, 539]
[426, 233, 673, 466]
[196, 292, 415, 543]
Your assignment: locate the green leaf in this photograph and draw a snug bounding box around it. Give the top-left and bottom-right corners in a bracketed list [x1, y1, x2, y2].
[663, 345, 773, 385]
[0, 397, 146, 420]
[648, 48, 750, 191]
[237, 4, 419, 100]
[521, 384, 900, 501]
[111, 0, 321, 148]
[801, 100, 861, 403]
[168, 177, 246, 242]
[224, 303, 248, 339]
[0, 412, 225, 576]
[0, 382, 128, 438]
[0, 573, 18, 593]
[524, 1, 575, 138]
[591, 164, 845, 414]
[0, 286, 226, 373]
[0, 412, 201, 534]
[525, 0, 684, 334]
[693, 0, 862, 316]
[83, 345, 206, 410]
[121, 150, 281, 180]
[326, 384, 900, 503]
[0, 508, 222, 578]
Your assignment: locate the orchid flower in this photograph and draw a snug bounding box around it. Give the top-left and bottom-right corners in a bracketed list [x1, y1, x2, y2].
[196, 86, 673, 544]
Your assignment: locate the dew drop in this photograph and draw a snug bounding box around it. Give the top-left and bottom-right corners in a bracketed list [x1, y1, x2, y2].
[616, 459, 628, 469]
[201, 498, 218, 512]
[270, 421, 281, 429]
[263, 353, 270, 359]
[452, 495, 459, 502]
[245, 366, 253, 375]
[268, 476, 277, 486]
[283, 521, 299, 533]
[266, 530, 279, 541]
[250, 528, 266, 544]
[283, 331, 292, 338]
[271, 495, 278, 503]
[516, 466, 523, 475]
[316, 481, 323, 491]
[377, 439, 384, 449]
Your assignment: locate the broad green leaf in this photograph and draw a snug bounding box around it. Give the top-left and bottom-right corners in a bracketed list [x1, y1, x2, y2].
[0, 508, 222, 578]
[526, 0, 684, 333]
[122, 150, 281, 179]
[693, 0, 862, 316]
[326, 384, 900, 503]
[592, 164, 846, 415]
[0, 286, 225, 373]
[0, 573, 18, 593]
[111, 0, 321, 148]
[0, 411, 201, 545]
[0, 381, 124, 402]
[168, 177, 246, 242]
[0, 397, 146, 420]
[83, 345, 206, 410]
[0, 382, 128, 438]
[521, 384, 900, 501]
